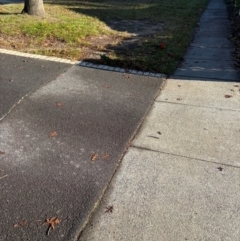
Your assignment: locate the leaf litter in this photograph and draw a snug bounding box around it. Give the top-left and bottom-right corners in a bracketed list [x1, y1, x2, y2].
[43, 217, 60, 235]
[14, 220, 27, 228]
[105, 205, 114, 213]
[49, 131, 58, 137]
[91, 153, 110, 161]
[224, 95, 232, 98]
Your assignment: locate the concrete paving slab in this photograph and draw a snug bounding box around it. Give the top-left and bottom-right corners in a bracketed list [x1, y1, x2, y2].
[201, 11, 227, 16]
[0, 53, 71, 119]
[80, 148, 240, 241]
[198, 20, 230, 26]
[190, 37, 233, 48]
[196, 29, 230, 38]
[0, 66, 163, 241]
[184, 46, 232, 60]
[79, 0, 240, 240]
[196, 24, 230, 31]
[175, 59, 239, 81]
[132, 102, 240, 166]
[156, 79, 240, 110]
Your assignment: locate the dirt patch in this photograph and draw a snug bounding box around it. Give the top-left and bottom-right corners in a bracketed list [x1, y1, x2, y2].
[107, 19, 164, 36]
[81, 19, 164, 61]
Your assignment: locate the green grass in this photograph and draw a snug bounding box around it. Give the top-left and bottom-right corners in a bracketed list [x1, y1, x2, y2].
[0, 0, 210, 74]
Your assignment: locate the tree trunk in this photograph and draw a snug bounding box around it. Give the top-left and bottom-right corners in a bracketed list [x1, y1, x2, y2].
[22, 0, 45, 17]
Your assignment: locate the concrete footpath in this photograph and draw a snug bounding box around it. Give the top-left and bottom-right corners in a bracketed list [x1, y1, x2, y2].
[79, 0, 240, 240]
[0, 0, 239, 240]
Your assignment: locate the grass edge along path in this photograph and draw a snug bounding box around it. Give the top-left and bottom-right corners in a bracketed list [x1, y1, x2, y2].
[0, 0, 210, 75]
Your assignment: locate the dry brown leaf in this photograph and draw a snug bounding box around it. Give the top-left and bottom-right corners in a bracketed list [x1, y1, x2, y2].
[224, 95, 232, 98]
[44, 217, 60, 235]
[102, 153, 109, 159]
[0, 151, 5, 154]
[177, 98, 182, 101]
[91, 153, 98, 161]
[50, 131, 57, 137]
[105, 205, 114, 213]
[56, 102, 62, 107]
[14, 219, 27, 228]
[19, 220, 27, 227]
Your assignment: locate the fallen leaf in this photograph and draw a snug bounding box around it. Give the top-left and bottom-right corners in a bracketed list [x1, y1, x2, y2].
[14, 220, 27, 228]
[104, 85, 110, 88]
[19, 220, 27, 227]
[217, 167, 223, 171]
[0, 151, 5, 154]
[43, 217, 60, 235]
[105, 205, 114, 213]
[56, 102, 62, 107]
[157, 131, 162, 135]
[91, 153, 98, 161]
[234, 85, 239, 87]
[102, 153, 109, 159]
[178, 85, 181, 87]
[160, 43, 165, 49]
[49, 131, 57, 137]
[177, 98, 182, 101]
[224, 95, 232, 98]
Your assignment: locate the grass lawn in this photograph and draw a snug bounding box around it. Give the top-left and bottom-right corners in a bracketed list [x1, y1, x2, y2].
[0, 0, 210, 74]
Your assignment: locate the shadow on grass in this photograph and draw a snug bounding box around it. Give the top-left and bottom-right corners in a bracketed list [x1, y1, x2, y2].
[0, 12, 20, 14]
[44, 0, 192, 74]
[0, 0, 23, 4]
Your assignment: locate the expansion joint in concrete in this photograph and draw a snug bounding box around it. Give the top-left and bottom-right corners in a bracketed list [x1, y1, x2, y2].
[154, 100, 240, 112]
[131, 145, 240, 169]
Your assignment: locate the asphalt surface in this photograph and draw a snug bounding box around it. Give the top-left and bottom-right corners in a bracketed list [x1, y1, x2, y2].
[1, 0, 240, 240]
[0, 54, 164, 240]
[79, 0, 240, 240]
[0, 54, 71, 119]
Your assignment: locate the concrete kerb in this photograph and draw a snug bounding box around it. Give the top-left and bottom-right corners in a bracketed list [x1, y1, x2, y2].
[0, 48, 166, 79]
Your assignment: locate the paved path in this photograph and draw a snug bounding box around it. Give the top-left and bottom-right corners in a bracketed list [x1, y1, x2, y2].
[79, 0, 240, 240]
[0, 54, 164, 240]
[0, 0, 239, 240]
[174, 0, 239, 81]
